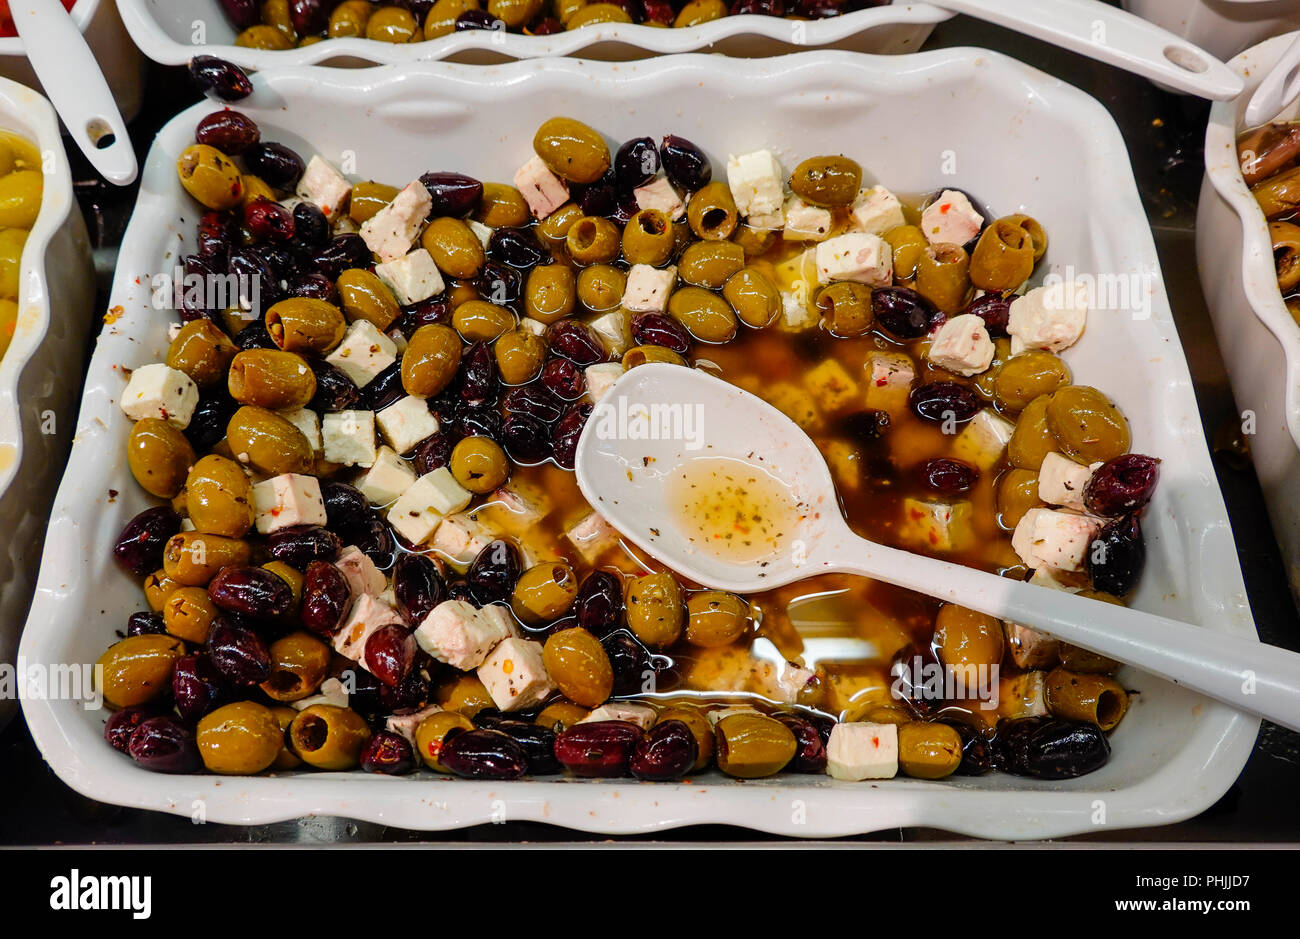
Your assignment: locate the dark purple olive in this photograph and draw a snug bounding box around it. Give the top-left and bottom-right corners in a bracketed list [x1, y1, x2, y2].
[359, 730, 416, 775]
[256, 243, 298, 282]
[304, 362, 358, 415]
[320, 481, 370, 532]
[1084, 454, 1160, 517]
[207, 566, 296, 622]
[1086, 514, 1145, 597]
[401, 0, 438, 19]
[805, 712, 836, 746]
[659, 135, 711, 192]
[547, 321, 606, 366]
[540, 357, 585, 400]
[357, 360, 406, 412]
[455, 8, 501, 30]
[128, 717, 201, 774]
[291, 201, 329, 248]
[962, 291, 1013, 338]
[287, 272, 337, 303]
[243, 142, 306, 190]
[573, 172, 618, 217]
[380, 670, 433, 713]
[552, 402, 592, 470]
[918, 457, 978, 493]
[794, 0, 843, 17]
[472, 708, 506, 729]
[630, 719, 696, 780]
[413, 432, 456, 475]
[195, 109, 260, 155]
[460, 342, 500, 407]
[105, 705, 159, 753]
[492, 720, 560, 775]
[397, 298, 453, 336]
[393, 553, 446, 624]
[365, 624, 416, 687]
[172, 654, 231, 722]
[114, 507, 182, 575]
[602, 628, 653, 696]
[641, 0, 674, 23]
[631, 312, 691, 354]
[312, 233, 371, 281]
[475, 261, 523, 308]
[554, 721, 642, 777]
[245, 198, 295, 242]
[488, 227, 549, 269]
[197, 210, 233, 260]
[126, 611, 167, 637]
[289, 0, 330, 35]
[208, 622, 272, 686]
[446, 580, 476, 603]
[996, 717, 1110, 779]
[188, 55, 252, 102]
[504, 382, 565, 424]
[779, 716, 827, 773]
[455, 406, 502, 441]
[340, 514, 395, 568]
[268, 524, 342, 570]
[186, 390, 239, 451]
[419, 171, 483, 219]
[838, 408, 891, 445]
[177, 254, 220, 321]
[615, 137, 659, 192]
[216, 0, 260, 29]
[501, 414, 552, 465]
[731, 0, 785, 13]
[873, 286, 944, 339]
[440, 728, 529, 779]
[942, 719, 993, 776]
[233, 319, 275, 351]
[908, 381, 981, 425]
[467, 540, 521, 605]
[428, 382, 464, 425]
[227, 246, 278, 317]
[574, 570, 624, 637]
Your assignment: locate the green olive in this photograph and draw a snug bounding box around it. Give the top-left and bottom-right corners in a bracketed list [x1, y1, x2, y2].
[241, 174, 275, 206]
[542, 627, 613, 708]
[1045, 385, 1131, 464]
[525, 264, 577, 324]
[163, 586, 217, 643]
[228, 348, 316, 410]
[495, 327, 547, 385]
[1045, 666, 1128, 730]
[685, 591, 750, 647]
[576, 264, 626, 313]
[452, 299, 515, 342]
[488, 0, 543, 27]
[623, 344, 687, 369]
[402, 324, 463, 398]
[566, 215, 621, 266]
[422, 217, 486, 279]
[328, 0, 372, 37]
[536, 701, 591, 733]
[226, 405, 314, 476]
[262, 0, 296, 37]
[474, 182, 529, 227]
[436, 674, 495, 716]
[656, 707, 715, 770]
[235, 24, 294, 49]
[261, 632, 331, 703]
[667, 286, 738, 344]
[996, 467, 1043, 529]
[686, 181, 739, 241]
[96, 635, 185, 708]
[265, 297, 346, 355]
[723, 267, 780, 328]
[993, 351, 1071, 413]
[144, 569, 182, 613]
[197, 701, 284, 774]
[678, 240, 745, 289]
[166, 319, 238, 388]
[415, 710, 475, 771]
[621, 209, 676, 267]
[970, 219, 1036, 291]
[349, 180, 400, 224]
[566, 2, 631, 26]
[555, 0, 586, 23]
[915, 243, 971, 314]
[177, 145, 243, 210]
[162, 531, 251, 586]
[714, 712, 796, 778]
[789, 155, 862, 208]
[933, 603, 1004, 670]
[625, 571, 684, 648]
[732, 224, 777, 257]
[533, 117, 611, 185]
[289, 705, 372, 770]
[337, 269, 400, 332]
[883, 224, 927, 280]
[674, 0, 726, 27]
[1007, 394, 1059, 470]
[537, 202, 584, 246]
[1003, 213, 1048, 261]
[450, 436, 510, 494]
[127, 418, 196, 499]
[816, 282, 874, 338]
[512, 562, 580, 624]
[185, 454, 254, 538]
[269, 705, 302, 770]
[897, 722, 963, 779]
[366, 5, 419, 41]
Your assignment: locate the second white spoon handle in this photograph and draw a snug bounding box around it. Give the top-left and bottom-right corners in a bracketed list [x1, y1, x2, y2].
[814, 523, 1295, 731]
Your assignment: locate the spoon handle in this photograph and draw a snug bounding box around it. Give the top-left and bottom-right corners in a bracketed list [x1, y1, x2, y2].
[1244, 33, 1300, 127]
[815, 525, 1297, 732]
[921, 0, 1243, 101]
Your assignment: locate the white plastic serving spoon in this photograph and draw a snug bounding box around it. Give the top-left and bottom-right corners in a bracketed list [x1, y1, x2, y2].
[9, 0, 136, 186]
[913, 0, 1243, 101]
[575, 363, 1300, 732]
[1244, 32, 1300, 127]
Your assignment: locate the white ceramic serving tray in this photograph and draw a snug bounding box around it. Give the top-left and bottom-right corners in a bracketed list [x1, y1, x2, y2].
[116, 0, 948, 66]
[21, 50, 1258, 839]
[0, 78, 94, 730]
[1199, 31, 1300, 607]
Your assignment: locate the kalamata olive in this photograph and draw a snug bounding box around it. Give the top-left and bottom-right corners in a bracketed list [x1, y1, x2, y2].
[455, 9, 500, 30]
[641, 0, 674, 24]
[256, 243, 297, 281]
[177, 255, 220, 321]
[208, 622, 272, 686]
[345, 515, 396, 568]
[195, 109, 260, 155]
[228, 246, 278, 317]
[838, 409, 891, 445]
[419, 171, 483, 219]
[380, 670, 432, 714]
[529, 15, 564, 33]
[996, 716, 1110, 779]
[359, 730, 416, 775]
[575, 570, 624, 637]
[731, 0, 785, 13]
[943, 720, 993, 776]
[197, 210, 232, 260]
[128, 717, 201, 774]
[188, 55, 252, 102]
[488, 227, 549, 269]
[216, 0, 260, 29]
[547, 321, 606, 366]
[233, 319, 275, 351]
[393, 553, 445, 624]
[320, 481, 370, 532]
[446, 581, 476, 603]
[492, 720, 560, 775]
[962, 291, 1012, 337]
[552, 402, 592, 470]
[243, 142, 305, 190]
[467, 540, 521, 605]
[306, 361, 360, 414]
[554, 720, 642, 777]
[365, 624, 416, 687]
[659, 135, 711, 192]
[300, 561, 350, 638]
[908, 381, 981, 425]
[630, 719, 697, 780]
[413, 432, 456, 475]
[289, 0, 330, 36]
[440, 728, 529, 779]
[501, 414, 552, 465]
[540, 357, 585, 400]
[291, 201, 329, 248]
[460, 342, 500, 407]
[268, 525, 342, 570]
[312, 233, 371, 281]
[472, 708, 506, 729]
[1086, 514, 1145, 597]
[172, 653, 231, 722]
[455, 406, 502, 441]
[126, 611, 167, 637]
[615, 137, 659, 191]
[631, 312, 691, 354]
[574, 172, 619, 218]
[287, 272, 337, 303]
[105, 705, 158, 753]
[504, 382, 565, 424]
[185, 389, 239, 451]
[475, 261, 522, 308]
[873, 286, 944, 339]
[1084, 454, 1161, 517]
[918, 457, 978, 493]
[779, 716, 827, 773]
[245, 202, 295, 251]
[602, 628, 653, 696]
[357, 360, 406, 412]
[208, 566, 296, 622]
[114, 506, 183, 575]
[607, 0, 645, 21]
[397, 298, 453, 337]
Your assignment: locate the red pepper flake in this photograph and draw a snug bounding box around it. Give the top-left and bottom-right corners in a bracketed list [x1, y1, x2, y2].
[939, 202, 952, 214]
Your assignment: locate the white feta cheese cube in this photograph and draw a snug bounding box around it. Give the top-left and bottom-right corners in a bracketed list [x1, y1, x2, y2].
[634, 176, 685, 220]
[251, 473, 327, 534]
[483, 480, 551, 534]
[864, 350, 916, 413]
[849, 185, 905, 235]
[385, 704, 443, 747]
[1038, 452, 1100, 511]
[826, 722, 898, 780]
[1011, 508, 1103, 572]
[423, 466, 472, 514]
[296, 155, 352, 220]
[564, 510, 620, 563]
[999, 670, 1050, 720]
[920, 189, 983, 246]
[726, 149, 785, 219]
[335, 544, 387, 598]
[952, 408, 1015, 470]
[587, 308, 631, 356]
[782, 194, 833, 242]
[815, 233, 893, 287]
[467, 219, 493, 248]
[333, 594, 405, 661]
[519, 317, 546, 338]
[415, 599, 509, 670]
[356, 445, 416, 505]
[430, 511, 494, 568]
[927, 313, 995, 377]
[622, 264, 675, 314]
[478, 638, 554, 711]
[291, 676, 349, 711]
[900, 497, 972, 552]
[514, 155, 569, 219]
[584, 363, 624, 403]
[1004, 616, 1062, 670]
[373, 248, 445, 306]
[120, 363, 198, 428]
[773, 662, 817, 703]
[321, 409, 377, 467]
[333, 214, 359, 235]
[375, 395, 439, 455]
[385, 476, 445, 546]
[579, 701, 657, 730]
[278, 407, 322, 454]
[1008, 281, 1089, 354]
[325, 319, 397, 388]
[781, 290, 818, 330]
[477, 602, 522, 640]
[747, 210, 784, 231]
[359, 180, 432, 263]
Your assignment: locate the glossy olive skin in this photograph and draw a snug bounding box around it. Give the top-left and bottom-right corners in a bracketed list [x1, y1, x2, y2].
[226, 405, 313, 475]
[128, 418, 196, 499]
[423, 217, 487, 279]
[127, 716, 202, 774]
[684, 591, 749, 647]
[933, 603, 1004, 670]
[290, 704, 372, 770]
[970, 218, 1036, 291]
[177, 144, 244, 210]
[495, 327, 547, 385]
[629, 720, 698, 781]
[300, 560, 351, 637]
[621, 208, 676, 267]
[402, 324, 463, 398]
[678, 240, 744, 289]
[512, 562, 579, 624]
[440, 728, 529, 779]
[258, 632, 330, 702]
[114, 507, 183, 575]
[565, 215, 621, 266]
[1083, 454, 1160, 517]
[996, 467, 1043, 529]
[1087, 514, 1145, 597]
[722, 267, 780, 328]
[162, 587, 218, 643]
[474, 183, 530, 228]
[543, 627, 613, 708]
[162, 532, 251, 586]
[789, 155, 862, 207]
[167, 319, 239, 387]
[348, 180, 399, 224]
[576, 263, 626, 313]
[686, 180, 738, 240]
[1007, 394, 1060, 471]
[450, 436, 510, 493]
[667, 287, 738, 344]
[452, 300, 514, 343]
[897, 721, 963, 779]
[993, 351, 1071, 413]
[1045, 385, 1131, 465]
[228, 348, 316, 410]
[393, 553, 446, 623]
[553, 720, 642, 777]
[995, 716, 1110, 779]
[534, 117, 610, 185]
[625, 571, 685, 648]
[816, 282, 874, 338]
[780, 716, 828, 774]
[656, 707, 715, 771]
[97, 635, 186, 708]
[915, 243, 971, 314]
[196, 701, 284, 775]
[524, 264, 576, 324]
[414, 710, 475, 772]
[623, 344, 687, 369]
[714, 712, 797, 779]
